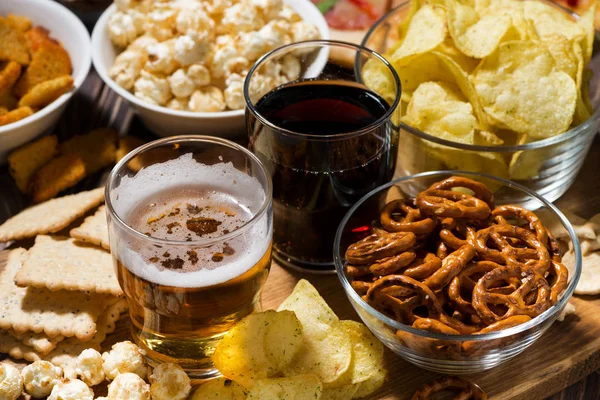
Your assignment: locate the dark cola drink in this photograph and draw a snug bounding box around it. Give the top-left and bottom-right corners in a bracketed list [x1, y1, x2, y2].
[248, 80, 399, 270]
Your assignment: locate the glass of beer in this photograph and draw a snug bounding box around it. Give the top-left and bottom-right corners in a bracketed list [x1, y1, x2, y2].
[245, 40, 401, 273]
[105, 136, 273, 378]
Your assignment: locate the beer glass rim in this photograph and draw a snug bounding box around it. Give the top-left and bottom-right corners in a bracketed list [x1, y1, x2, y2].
[244, 39, 401, 141]
[105, 135, 273, 246]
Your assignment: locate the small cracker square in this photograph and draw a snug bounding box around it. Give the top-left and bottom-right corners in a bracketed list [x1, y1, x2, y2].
[13, 41, 71, 97]
[70, 205, 110, 250]
[0, 187, 104, 242]
[18, 74, 74, 108]
[14, 235, 122, 296]
[8, 134, 58, 194]
[5, 14, 33, 33]
[0, 61, 22, 92]
[0, 248, 113, 340]
[0, 19, 30, 65]
[31, 153, 86, 203]
[24, 26, 59, 53]
[59, 128, 117, 175]
[0, 106, 33, 126]
[8, 329, 65, 355]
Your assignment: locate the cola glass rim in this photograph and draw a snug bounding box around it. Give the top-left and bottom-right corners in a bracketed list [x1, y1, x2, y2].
[105, 135, 273, 247]
[243, 39, 402, 141]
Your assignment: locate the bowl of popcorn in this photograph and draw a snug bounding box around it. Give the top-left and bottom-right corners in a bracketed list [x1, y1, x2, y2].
[91, 0, 329, 138]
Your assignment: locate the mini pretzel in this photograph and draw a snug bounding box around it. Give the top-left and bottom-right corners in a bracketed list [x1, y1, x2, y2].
[416, 189, 491, 220]
[546, 260, 569, 304]
[403, 253, 442, 280]
[474, 315, 532, 334]
[351, 280, 372, 295]
[412, 376, 487, 400]
[472, 267, 551, 325]
[436, 241, 450, 259]
[472, 225, 551, 274]
[346, 231, 416, 265]
[440, 218, 477, 250]
[412, 318, 459, 335]
[370, 250, 416, 276]
[423, 244, 476, 291]
[429, 176, 495, 209]
[492, 205, 548, 247]
[380, 199, 437, 236]
[345, 265, 371, 278]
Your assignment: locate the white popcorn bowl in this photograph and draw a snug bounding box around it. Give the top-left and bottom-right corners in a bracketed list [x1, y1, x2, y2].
[0, 0, 91, 163]
[91, 0, 330, 138]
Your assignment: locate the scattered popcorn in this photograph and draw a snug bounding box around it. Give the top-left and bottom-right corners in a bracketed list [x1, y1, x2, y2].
[108, 12, 140, 48]
[110, 50, 148, 90]
[75, 349, 105, 387]
[47, 379, 94, 400]
[107, 373, 150, 400]
[189, 86, 226, 112]
[21, 361, 63, 398]
[149, 363, 191, 400]
[102, 341, 148, 380]
[134, 70, 172, 106]
[0, 363, 23, 400]
[107, 0, 320, 110]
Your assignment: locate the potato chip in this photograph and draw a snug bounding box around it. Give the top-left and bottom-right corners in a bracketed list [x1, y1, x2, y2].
[445, 0, 513, 58]
[5, 14, 32, 33]
[361, 59, 397, 105]
[424, 141, 509, 179]
[524, 1, 584, 42]
[0, 61, 22, 92]
[8, 135, 58, 193]
[283, 321, 352, 384]
[0, 19, 30, 65]
[474, 130, 503, 145]
[320, 383, 359, 400]
[59, 128, 117, 175]
[189, 378, 247, 400]
[14, 42, 72, 97]
[337, 320, 384, 385]
[472, 40, 577, 139]
[390, 5, 446, 66]
[435, 39, 480, 73]
[0, 106, 33, 126]
[247, 375, 323, 400]
[18, 75, 74, 108]
[352, 367, 387, 398]
[391, 52, 456, 99]
[474, 0, 532, 40]
[212, 310, 303, 386]
[31, 154, 86, 203]
[508, 134, 545, 180]
[578, 2, 596, 66]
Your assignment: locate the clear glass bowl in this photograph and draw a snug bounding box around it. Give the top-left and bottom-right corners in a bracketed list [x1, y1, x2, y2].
[333, 171, 582, 374]
[361, 1, 600, 205]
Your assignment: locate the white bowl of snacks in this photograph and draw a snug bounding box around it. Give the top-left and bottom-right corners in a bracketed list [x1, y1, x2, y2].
[91, 0, 330, 138]
[0, 0, 91, 163]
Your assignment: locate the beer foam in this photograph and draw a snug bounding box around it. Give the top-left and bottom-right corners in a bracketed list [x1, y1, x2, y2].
[112, 153, 272, 288]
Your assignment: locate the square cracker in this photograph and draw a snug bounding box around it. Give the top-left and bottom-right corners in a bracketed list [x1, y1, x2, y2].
[31, 153, 86, 203]
[0, 19, 30, 66]
[13, 41, 71, 97]
[14, 235, 122, 296]
[8, 135, 58, 194]
[0, 248, 113, 340]
[59, 128, 117, 175]
[7, 329, 65, 355]
[0, 187, 104, 242]
[70, 205, 110, 250]
[0, 298, 127, 371]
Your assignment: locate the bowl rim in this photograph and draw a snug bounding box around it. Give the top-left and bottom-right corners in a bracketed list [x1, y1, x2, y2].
[333, 170, 583, 342]
[0, 0, 92, 135]
[361, 0, 600, 153]
[91, 1, 331, 120]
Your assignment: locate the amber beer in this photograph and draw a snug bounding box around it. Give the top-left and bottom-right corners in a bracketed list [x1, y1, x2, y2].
[106, 137, 273, 378]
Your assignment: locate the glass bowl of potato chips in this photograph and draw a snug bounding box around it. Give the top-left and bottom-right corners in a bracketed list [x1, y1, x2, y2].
[334, 171, 582, 374]
[361, 0, 600, 206]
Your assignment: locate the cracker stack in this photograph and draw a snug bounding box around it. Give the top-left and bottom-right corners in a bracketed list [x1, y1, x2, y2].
[0, 188, 125, 377]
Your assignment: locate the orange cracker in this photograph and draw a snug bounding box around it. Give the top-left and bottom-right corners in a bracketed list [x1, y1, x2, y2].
[8, 135, 58, 194]
[31, 153, 86, 203]
[0, 248, 114, 340]
[0, 106, 33, 126]
[0, 187, 104, 242]
[0, 19, 30, 65]
[59, 128, 118, 175]
[5, 14, 32, 33]
[8, 329, 65, 355]
[0, 61, 22, 92]
[0, 106, 7, 115]
[18, 74, 74, 108]
[24, 26, 59, 53]
[70, 205, 110, 250]
[14, 41, 71, 97]
[0, 87, 18, 109]
[14, 235, 122, 296]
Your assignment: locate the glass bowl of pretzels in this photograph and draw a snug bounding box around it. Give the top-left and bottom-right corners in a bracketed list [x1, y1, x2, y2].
[334, 171, 582, 374]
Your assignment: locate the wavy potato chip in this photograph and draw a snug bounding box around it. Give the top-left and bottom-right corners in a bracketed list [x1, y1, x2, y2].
[446, 0, 513, 58]
[390, 5, 447, 66]
[352, 367, 387, 398]
[189, 378, 247, 400]
[578, 2, 597, 66]
[475, 0, 532, 40]
[337, 320, 384, 385]
[524, 1, 584, 42]
[472, 40, 577, 139]
[247, 375, 323, 400]
[321, 383, 359, 400]
[392, 52, 455, 100]
[212, 310, 303, 386]
[435, 39, 480, 73]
